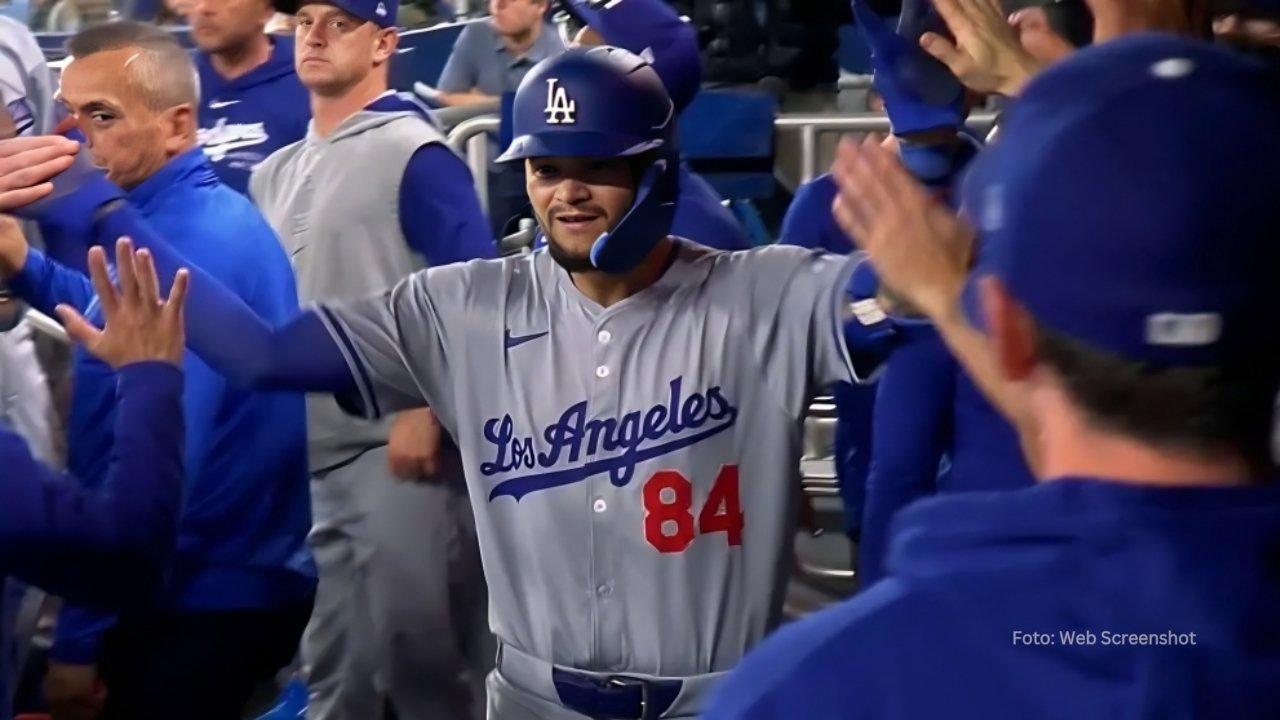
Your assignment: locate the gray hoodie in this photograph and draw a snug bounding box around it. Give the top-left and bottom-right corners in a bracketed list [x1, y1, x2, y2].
[251, 94, 451, 473]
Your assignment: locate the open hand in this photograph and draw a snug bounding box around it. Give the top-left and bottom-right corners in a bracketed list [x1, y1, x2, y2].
[0, 136, 80, 212]
[55, 238, 190, 368]
[920, 0, 1043, 96]
[831, 135, 974, 321]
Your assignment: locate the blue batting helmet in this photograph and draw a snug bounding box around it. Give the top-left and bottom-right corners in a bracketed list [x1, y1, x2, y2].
[496, 46, 680, 274]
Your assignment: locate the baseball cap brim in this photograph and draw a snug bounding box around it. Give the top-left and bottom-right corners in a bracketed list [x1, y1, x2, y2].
[495, 131, 665, 163]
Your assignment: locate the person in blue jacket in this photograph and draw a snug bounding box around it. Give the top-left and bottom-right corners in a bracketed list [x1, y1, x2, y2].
[704, 34, 1280, 719]
[0, 210, 189, 720]
[2, 24, 316, 720]
[777, 175, 876, 567]
[832, 0, 1031, 588]
[778, 0, 983, 580]
[193, 0, 311, 194]
[538, 0, 752, 251]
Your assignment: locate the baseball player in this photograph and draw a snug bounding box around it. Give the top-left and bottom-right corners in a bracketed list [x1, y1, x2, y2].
[780, 0, 992, 583]
[3, 46, 898, 719]
[193, 0, 311, 194]
[553, 0, 752, 251]
[776, 172, 877, 567]
[706, 34, 1280, 719]
[842, 0, 1033, 586]
[249, 0, 495, 716]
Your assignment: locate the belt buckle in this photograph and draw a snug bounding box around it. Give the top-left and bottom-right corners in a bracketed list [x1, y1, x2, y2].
[604, 675, 650, 720]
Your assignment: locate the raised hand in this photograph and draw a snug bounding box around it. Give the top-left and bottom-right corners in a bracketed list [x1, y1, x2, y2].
[920, 0, 1043, 96]
[0, 136, 81, 212]
[830, 135, 974, 320]
[55, 238, 191, 368]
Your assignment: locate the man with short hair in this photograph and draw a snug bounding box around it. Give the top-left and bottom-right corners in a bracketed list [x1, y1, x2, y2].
[705, 34, 1280, 719]
[437, 0, 564, 234]
[251, 0, 495, 716]
[0, 22, 315, 720]
[192, 0, 311, 194]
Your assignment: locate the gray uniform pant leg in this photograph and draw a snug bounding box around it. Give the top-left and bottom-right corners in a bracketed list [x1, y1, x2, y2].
[303, 451, 383, 720]
[366, 445, 493, 720]
[302, 444, 492, 720]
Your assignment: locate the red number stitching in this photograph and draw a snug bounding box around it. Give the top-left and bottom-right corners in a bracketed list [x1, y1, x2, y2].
[642, 465, 743, 553]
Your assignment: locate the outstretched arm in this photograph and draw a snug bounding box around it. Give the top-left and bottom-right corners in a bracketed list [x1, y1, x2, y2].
[0, 363, 184, 607]
[2, 244, 191, 609]
[0, 217, 95, 316]
[567, 0, 702, 113]
[91, 203, 358, 397]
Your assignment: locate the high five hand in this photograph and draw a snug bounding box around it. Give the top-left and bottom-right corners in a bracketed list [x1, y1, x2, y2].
[56, 238, 191, 368]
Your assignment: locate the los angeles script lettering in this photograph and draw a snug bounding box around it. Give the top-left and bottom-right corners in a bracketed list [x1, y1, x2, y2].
[480, 377, 739, 491]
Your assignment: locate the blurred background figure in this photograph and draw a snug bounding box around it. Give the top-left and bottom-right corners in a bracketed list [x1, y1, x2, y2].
[435, 0, 564, 234]
[1212, 0, 1280, 63]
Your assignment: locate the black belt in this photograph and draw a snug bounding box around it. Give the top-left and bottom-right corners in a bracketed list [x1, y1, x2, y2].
[552, 668, 682, 720]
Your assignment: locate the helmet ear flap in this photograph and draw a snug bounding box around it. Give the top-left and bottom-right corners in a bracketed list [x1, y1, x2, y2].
[589, 151, 680, 274]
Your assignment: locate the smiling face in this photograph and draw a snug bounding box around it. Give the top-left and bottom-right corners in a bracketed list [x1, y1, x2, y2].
[526, 156, 638, 272]
[58, 48, 195, 189]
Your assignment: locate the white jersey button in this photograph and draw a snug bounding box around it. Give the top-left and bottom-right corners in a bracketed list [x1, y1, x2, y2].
[593, 498, 607, 513]
[597, 330, 612, 344]
[595, 365, 610, 378]
[596, 584, 612, 597]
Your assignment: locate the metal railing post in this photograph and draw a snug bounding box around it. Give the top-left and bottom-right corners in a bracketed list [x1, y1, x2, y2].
[448, 116, 501, 216]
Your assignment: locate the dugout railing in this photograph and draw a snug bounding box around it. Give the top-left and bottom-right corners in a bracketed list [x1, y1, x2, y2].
[444, 111, 999, 212]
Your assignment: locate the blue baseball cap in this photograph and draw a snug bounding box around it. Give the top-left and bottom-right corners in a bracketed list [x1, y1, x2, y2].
[960, 34, 1280, 370]
[301, 0, 397, 27]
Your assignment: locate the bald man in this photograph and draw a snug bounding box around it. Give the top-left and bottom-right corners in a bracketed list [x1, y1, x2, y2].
[0, 21, 316, 720]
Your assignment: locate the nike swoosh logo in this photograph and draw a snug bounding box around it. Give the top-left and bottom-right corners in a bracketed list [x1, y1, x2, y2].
[210, 100, 240, 109]
[504, 330, 548, 349]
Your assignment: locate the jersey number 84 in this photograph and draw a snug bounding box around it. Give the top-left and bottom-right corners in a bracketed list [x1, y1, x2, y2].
[642, 465, 744, 553]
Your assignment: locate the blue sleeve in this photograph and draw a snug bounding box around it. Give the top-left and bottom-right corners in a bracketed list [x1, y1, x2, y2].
[4, 248, 96, 318]
[669, 169, 752, 251]
[87, 204, 357, 397]
[831, 381, 875, 540]
[779, 175, 848, 253]
[399, 144, 497, 265]
[437, 26, 476, 93]
[0, 364, 183, 610]
[859, 326, 954, 587]
[569, 0, 702, 113]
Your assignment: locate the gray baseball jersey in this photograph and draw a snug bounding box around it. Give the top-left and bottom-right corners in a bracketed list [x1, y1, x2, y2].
[317, 241, 867, 677]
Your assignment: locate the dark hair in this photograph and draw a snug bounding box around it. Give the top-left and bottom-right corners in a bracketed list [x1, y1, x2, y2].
[1034, 322, 1278, 477]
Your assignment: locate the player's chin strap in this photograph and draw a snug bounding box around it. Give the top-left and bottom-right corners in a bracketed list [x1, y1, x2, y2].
[589, 150, 679, 275]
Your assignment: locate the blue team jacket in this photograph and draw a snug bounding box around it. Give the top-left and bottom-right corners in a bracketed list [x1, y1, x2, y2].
[195, 35, 311, 195]
[0, 364, 185, 720]
[779, 173, 875, 537]
[9, 149, 315, 664]
[706, 478, 1280, 719]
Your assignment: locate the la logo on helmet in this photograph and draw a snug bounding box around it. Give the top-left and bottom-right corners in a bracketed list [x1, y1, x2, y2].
[544, 78, 576, 125]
